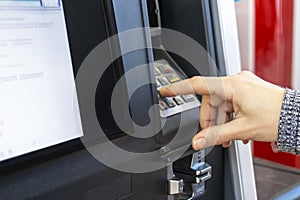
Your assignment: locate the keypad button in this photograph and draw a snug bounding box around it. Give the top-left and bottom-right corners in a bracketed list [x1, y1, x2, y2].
[155, 67, 160, 76]
[174, 96, 184, 105]
[158, 65, 173, 74]
[182, 95, 194, 103]
[164, 97, 176, 108]
[156, 78, 161, 87]
[158, 77, 169, 85]
[159, 100, 168, 110]
[167, 74, 181, 83]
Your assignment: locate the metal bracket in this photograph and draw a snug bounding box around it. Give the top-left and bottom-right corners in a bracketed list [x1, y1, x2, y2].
[167, 151, 212, 199]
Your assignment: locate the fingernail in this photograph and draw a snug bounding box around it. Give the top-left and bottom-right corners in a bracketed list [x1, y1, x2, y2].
[158, 88, 166, 96]
[193, 138, 206, 150]
[159, 87, 172, 97]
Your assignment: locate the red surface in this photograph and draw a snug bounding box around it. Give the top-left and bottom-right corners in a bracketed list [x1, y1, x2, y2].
[254, 142, 300, 168]
[253, 0, 300, 168]
[255, 0, 293, 87]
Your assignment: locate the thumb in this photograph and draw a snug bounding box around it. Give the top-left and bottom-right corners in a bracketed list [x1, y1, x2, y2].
[192, 119, 243, 150]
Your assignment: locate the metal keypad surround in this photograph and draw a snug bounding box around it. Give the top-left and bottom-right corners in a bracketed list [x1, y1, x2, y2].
[155, 59, 201, 118]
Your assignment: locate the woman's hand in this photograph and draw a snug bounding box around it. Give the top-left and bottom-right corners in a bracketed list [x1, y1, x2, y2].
[159, 71, 285, 150]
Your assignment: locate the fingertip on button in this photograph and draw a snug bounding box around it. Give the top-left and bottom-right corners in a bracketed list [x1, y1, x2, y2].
[158, 87, 168, 97]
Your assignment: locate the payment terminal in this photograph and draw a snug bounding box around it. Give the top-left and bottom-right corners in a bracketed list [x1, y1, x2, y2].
[0, 0, 256, 200]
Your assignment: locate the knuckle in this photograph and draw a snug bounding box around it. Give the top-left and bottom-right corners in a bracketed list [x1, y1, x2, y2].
[209, 127, 222, 142]
[232, 71, 250, 86]
[189, 76, 202, 93]
[190, 76, 201, 85]
[222, 76, 235, 95]
[238, 70, 252, 76]
[218, 132, 226, 144]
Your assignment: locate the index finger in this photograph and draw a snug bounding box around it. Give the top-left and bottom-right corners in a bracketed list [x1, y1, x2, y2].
[159, 76, 230, 98]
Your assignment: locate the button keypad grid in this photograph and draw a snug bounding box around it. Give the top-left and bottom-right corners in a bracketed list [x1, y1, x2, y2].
[155, 59, 201, 118]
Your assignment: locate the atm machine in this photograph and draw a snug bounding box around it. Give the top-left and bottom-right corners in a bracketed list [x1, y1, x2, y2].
[0, 0, 256, 199]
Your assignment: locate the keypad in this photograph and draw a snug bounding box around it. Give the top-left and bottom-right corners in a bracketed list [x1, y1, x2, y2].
[155, 59, 198, 115]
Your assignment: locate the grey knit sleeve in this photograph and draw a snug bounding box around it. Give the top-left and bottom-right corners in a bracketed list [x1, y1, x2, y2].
[276, 88, 300, 155]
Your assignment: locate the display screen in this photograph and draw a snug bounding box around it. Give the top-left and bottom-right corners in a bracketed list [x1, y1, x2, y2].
[0, 0, 83, 162]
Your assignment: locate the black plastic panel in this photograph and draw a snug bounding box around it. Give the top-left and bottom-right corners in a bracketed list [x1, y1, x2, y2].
[158, 0, 216, 77]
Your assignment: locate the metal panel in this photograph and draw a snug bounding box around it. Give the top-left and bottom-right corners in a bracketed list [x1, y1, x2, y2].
[235, 0, 255, 71]
[216, 0, 257, 199]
